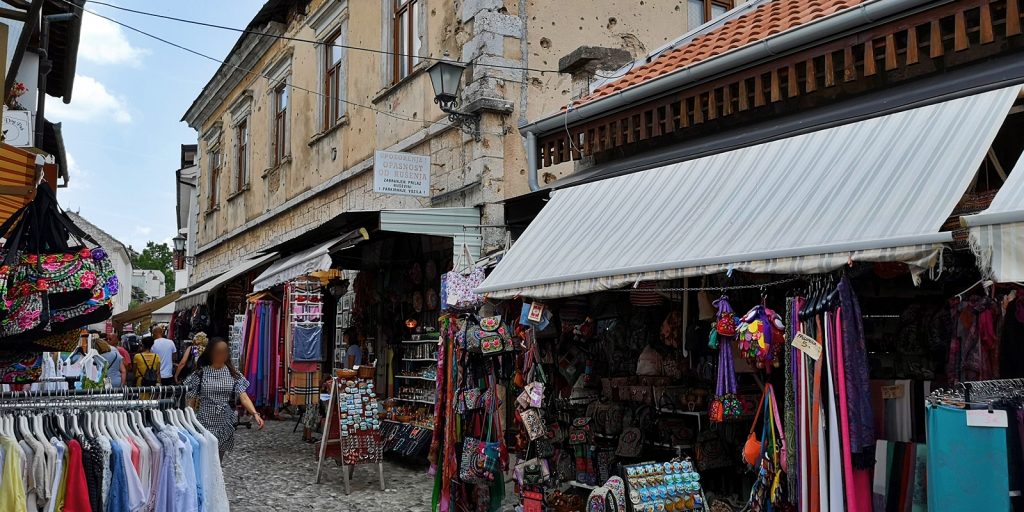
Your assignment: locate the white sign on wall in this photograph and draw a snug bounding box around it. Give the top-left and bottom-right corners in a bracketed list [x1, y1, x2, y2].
[373, 150, 431, 197]
[2, 110, 33, 147]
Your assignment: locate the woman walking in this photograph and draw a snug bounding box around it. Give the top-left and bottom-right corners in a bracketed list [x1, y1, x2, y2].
[183, 337, 265, 459]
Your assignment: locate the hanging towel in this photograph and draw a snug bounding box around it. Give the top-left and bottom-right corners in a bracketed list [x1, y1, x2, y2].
[927, 405, 1010, 511]
[291, 324, 323, 362]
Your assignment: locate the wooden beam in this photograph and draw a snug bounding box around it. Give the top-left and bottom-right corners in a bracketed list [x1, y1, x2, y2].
[1008, 0, 1021, 36]
[0, 185, 34, 196]
[954, 11, 969, 51]
[738, 79, 749, 110]
[788, 64, 799, 98]
[864, 41, 878, 76]
[694, 95, 705, 124]
[805, 59, 817, 92]
[754, 74, 766, 106]
[843, 46, 857, 82]
[931, 20, 945, 58]
[907, 26, 920, 64]
[885, 34, 898, 70]
[825, 52, 837, 87]
[708, 90, 718, 120]
[679, 95, 689, 128]
[979, 2, 994, 44]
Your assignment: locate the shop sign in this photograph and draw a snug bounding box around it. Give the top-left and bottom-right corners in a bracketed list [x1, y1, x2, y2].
[967, 409, 1008, 428]
[373, 150, 430, 197]
[2, 110, 33, 147]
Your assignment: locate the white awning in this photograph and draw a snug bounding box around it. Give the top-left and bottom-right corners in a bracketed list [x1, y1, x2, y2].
[252, 236, 347, 292]
[477, 86, 1020, 299]
[175, 253, 279, 311]
[963, 147, 1024, 282]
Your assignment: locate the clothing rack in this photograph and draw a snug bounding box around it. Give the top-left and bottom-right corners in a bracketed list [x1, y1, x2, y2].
[960, 378, 1024, 404]
[0, 385, 185, 400]
[0, 397, 172, 411]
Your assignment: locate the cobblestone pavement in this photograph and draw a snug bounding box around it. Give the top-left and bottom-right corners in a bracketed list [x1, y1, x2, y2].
[223, 419, 434, 512]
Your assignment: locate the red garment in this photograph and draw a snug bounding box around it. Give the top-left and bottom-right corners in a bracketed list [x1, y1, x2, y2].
[128, 438, 141, 474]
[63, 440, 91, 512]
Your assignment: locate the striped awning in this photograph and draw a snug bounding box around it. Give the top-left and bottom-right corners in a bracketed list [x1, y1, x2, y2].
[175, 253, 278, 311]
[0, 144, 41, 225]
[477, 86, 1020, 299]
[963, 145, 1024, 283]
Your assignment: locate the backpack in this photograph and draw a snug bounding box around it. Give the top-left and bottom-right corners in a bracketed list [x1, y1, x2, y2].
[139, 355, 159, 387]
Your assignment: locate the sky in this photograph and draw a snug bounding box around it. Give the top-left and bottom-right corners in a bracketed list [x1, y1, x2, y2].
[46, 0, 264, 251]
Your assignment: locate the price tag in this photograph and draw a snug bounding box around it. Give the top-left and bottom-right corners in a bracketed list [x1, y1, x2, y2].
[966, 409, 1008, 428]
[791, 333, 822, 360]
[881, 385, 905, 400]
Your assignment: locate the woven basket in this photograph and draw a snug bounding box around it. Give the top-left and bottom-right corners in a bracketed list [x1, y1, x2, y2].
[357, 365, 375, 380]
[336, 369, 357, 379]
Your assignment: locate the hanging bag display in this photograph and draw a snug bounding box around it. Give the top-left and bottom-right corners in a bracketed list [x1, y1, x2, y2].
[709, 338, 741, 423]
[0, 185, 116, 349]
[742, 387, 769, 468]
[465, 315, 511, 356]
[442, 244, 485, 311]
[459, 373, 503, 484]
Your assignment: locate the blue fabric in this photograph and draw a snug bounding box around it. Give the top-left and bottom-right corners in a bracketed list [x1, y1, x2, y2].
[185, 431, 205, 512]
[291, 324, 323, 362]
[927, 405, 1010, 511]
[155, 431, 180, 512]
[175, 431, 199, 512]
[106, 442, 128, 512]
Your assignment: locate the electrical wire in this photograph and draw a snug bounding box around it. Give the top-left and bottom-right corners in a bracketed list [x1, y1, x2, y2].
[61, 0, 424, 124]
[79, 0, 637, 81]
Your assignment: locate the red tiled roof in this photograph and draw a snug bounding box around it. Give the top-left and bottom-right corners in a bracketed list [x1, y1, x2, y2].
[572, 0, 867, 107]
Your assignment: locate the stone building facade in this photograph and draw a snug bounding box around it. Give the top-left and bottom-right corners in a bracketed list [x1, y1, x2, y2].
[183, 0, 722, 282]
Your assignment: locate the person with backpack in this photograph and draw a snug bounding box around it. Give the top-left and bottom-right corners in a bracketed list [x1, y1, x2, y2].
[174, 332, 207, 384]
[133, 336, 162, 387]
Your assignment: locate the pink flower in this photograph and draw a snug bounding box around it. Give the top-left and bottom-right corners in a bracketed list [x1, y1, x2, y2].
[17, 309, 39, 329]
[80, 271, 97, 289]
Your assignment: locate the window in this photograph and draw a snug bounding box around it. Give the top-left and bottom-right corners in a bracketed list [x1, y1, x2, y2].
[272, 84, 289, 166]
[207, 147, 221, 210]
[392, 0, 420, 83]
[323, 29, 345, 129]
[234, 119, 249, 192]
[687, 0, 733, 30]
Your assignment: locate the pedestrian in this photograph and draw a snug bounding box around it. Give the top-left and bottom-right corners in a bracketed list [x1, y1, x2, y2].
[95, 336, 126, 388]
[132, 336, 162, 388]
[108, 334, 133, 383]
[150, 325, 177, 386]
[343, 328, 363, 369]
[183, 337, 265, 460]
[174, 332, 207, 383]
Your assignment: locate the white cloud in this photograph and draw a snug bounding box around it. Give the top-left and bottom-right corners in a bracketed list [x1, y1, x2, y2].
[78, 10, 149, 67]
[135, 226, 153, 237]
[48, 75, 132, 123]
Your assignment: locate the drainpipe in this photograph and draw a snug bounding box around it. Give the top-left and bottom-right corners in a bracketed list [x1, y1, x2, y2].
[34, 13, 75, 148]
[526, 131, 539, 191]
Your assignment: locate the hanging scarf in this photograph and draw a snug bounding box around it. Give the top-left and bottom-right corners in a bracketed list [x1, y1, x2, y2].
[837, 276, 875, 465]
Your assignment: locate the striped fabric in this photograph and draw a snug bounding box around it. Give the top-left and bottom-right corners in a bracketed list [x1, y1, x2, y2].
[963, 131, 1024, 283]
[478, 87, 1020, 300]
[482, 244, 943, 300]
[969, 222, 1024, 283]
[0, 143, 39, 225]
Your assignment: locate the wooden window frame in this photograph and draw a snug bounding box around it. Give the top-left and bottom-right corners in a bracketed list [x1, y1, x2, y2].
[207, 147, 221, 210]
[235, 119, 248, 192]
[323, 29, 344, 130]
[272, 84, 288, 166]
[692, 0, 734, 27]
[392, 0, 419, 83]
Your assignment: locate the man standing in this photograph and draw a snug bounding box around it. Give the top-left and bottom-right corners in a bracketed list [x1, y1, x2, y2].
[150, 325, 177, 386]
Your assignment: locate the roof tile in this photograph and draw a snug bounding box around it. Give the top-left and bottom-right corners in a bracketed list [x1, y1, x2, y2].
[571, 0, 865, 107]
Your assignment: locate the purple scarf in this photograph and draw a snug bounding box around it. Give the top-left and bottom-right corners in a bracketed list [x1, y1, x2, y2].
[838, 275, 875, 466]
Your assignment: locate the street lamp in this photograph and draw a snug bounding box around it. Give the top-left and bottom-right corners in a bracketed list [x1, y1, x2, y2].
[172, 234, 196, 267]
[427, 53, 481, 141]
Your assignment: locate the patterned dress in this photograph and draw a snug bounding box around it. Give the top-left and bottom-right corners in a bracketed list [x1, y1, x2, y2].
[184, 366, 250, 452]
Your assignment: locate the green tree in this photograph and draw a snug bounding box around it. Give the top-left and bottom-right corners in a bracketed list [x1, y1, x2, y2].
[132, 241, 175, 294]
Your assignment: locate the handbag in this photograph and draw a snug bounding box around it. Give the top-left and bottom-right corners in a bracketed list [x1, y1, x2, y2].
[459, 374, 504, 484]
[569, 417, 593, 445]
[710, 338, 742, 423]
[520, 408, 547, 440]
[695, 429, 732, 471]
[614, 427, 643, 458]
[0, 186, 116, 348]
[466, 315, 511, 356]
[742, 386, 770, 468]
[442, 244, 485, 311]
[456, 388, 482, 413]
[713, 295, 737, 337]
[513, 456, 550, 486]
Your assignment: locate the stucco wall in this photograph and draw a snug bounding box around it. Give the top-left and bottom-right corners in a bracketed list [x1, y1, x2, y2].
[188, 0, 692, 282]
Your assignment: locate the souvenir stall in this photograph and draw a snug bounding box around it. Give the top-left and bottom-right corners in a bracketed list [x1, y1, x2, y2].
[464, 88, 1024, 512]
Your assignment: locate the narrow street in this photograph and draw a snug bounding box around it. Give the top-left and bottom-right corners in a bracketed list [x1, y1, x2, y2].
[224, 419, 434, 512]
